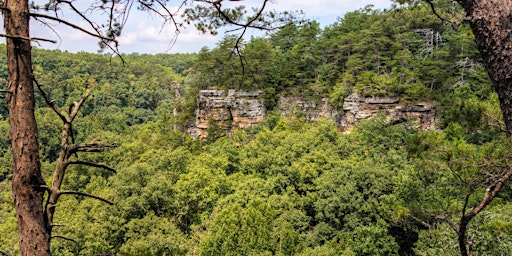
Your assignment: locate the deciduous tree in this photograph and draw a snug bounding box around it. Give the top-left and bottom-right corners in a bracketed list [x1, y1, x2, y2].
[1, 0, 295, 254]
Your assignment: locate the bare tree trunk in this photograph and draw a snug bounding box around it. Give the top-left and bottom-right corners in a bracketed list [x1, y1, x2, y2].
[3, 0, 51, 255]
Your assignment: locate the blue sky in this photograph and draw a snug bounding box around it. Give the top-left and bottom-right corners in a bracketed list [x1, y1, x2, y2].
[25, 0, 393, 54]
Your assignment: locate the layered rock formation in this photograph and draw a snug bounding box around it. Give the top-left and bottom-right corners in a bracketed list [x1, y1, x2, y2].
[341, 93, 436, 132]
[190, 90, 437, 138]
[277, 97, 343, 124]
[191, 90, 266, 138]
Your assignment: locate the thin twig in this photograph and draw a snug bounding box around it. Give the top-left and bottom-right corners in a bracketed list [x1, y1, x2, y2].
[30, 12, 115, 43]
[51, 235, 77, 243]
[0, 249, 12, 256]
[435, 215, 459, 234]
[425, 0, 449, 23]
[67, 142, 117, 154]
[59, 190, 114, 205]
[210, 0, 271, 30]
[0, 34, 57, 43]
[33, 77, 67, 122]
[67, 160, 117, 173]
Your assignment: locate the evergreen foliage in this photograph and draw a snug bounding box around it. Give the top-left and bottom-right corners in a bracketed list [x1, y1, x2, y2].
[0, 4, 509, 256]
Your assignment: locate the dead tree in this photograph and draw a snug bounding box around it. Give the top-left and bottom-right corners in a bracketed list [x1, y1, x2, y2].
[2, 1, 299, 254]
[34, 79, 117, 243]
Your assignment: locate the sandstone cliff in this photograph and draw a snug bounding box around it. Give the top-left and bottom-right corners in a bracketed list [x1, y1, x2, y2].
[191, 90, 266, 138]
[341, 93, 436, 132]
[190, 90, 437, 138]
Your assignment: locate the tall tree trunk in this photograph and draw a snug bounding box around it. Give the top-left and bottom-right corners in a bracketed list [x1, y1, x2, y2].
[450, 1, 512, 255]
[457, 0, 512, 136]
[3, 0, 51, 255]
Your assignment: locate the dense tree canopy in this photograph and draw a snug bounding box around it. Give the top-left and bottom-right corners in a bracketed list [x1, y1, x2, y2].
[0, 3, 510, 256]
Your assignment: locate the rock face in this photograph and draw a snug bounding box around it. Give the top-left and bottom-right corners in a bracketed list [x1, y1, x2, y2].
[340, 93, 436, 132]
[192, 89, 266, 138]
[190, 90, 437, 138]
[277, 97, 343, 124]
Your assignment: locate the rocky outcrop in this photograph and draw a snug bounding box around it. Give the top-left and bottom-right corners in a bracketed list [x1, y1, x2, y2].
[191, 90, 265, 138]
[341, 93, 436, 132]
[190, 90, 437, 138]
[277, 97, 343, 124]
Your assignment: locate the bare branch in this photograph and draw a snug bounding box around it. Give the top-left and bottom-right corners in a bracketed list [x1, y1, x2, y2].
[67, 160, 117, 173]
[51, 235, 77, 243]
[0, 249, 12, 256]
[29, 10, 64, 46]
[54, 0, 126, 56]
[410, 215, 431, 229]
[462, 193, 470, 217]
[208, 0, 271, 30]
[54, 0, 104, 34]
[467, 167, 512, 218]
[203, 0, 272, 85]
[435, 215, 459, 234]
[68, 142, 117, 154]
[33, 77, 67, 122]
[155, 0, 183, 31]
[109, 0, 115, 31]
[68, 90, 91, 122]
[0, 34, 57, 43]
[34, 184, 51, 193]
[424, 0, 449, 23]
[59, 190, 113, 205]
[128, 0, 181, 52]
[30, 12, 116, 44]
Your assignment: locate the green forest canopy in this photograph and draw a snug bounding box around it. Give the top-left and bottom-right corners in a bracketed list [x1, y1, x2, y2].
[0, 4, 510, 255]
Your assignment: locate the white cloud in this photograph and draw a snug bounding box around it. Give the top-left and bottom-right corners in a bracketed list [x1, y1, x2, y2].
[273, 0, 391, 14]
[115, 17, 219, 53]
[223, 0, 392, 26]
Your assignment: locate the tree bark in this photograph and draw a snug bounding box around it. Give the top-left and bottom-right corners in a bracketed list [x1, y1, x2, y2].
[453, 1, 512, 254]
[457, 0, 512, 136]
[3, 0, 51, 255]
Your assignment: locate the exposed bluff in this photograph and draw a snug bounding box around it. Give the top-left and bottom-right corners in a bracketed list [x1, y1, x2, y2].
[189, 90, 437, 138]
[190, 90, 266, 138]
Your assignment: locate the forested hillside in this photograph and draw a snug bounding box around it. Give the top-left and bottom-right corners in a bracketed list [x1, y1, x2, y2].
[1, 4, 511, 255]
